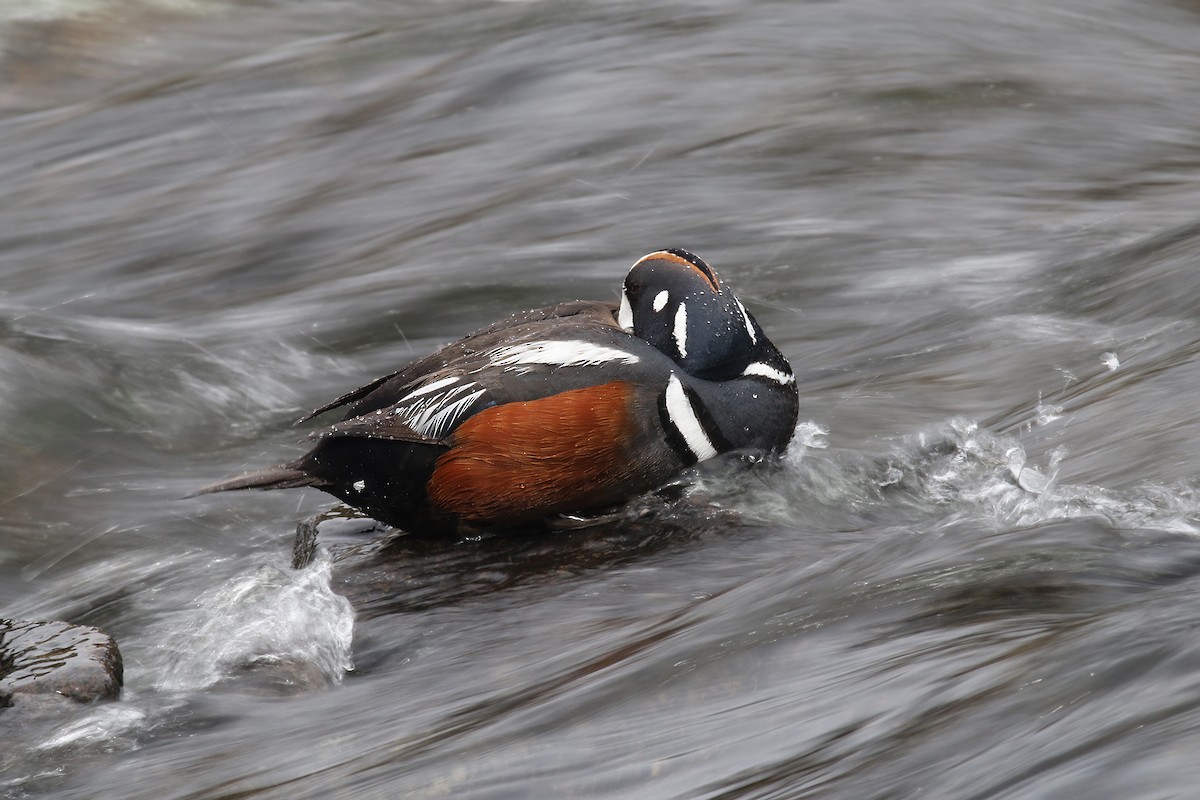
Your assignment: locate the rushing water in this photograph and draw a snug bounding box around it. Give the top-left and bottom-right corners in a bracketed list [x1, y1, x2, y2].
[4, 0, 1200, 797]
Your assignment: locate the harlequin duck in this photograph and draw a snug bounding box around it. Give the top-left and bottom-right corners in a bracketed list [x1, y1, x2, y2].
[197, 249, 799, 533]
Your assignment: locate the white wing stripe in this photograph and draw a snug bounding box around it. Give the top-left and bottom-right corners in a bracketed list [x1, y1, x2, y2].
[390, 379, 485, 438]
[486, 340, 639, 372]
[413, 388, 487, 438]
[402, 375, 464, 400]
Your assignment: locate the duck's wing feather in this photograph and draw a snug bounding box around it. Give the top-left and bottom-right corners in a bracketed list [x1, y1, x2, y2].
[294, 370, 401, 425]
[295, 301, 620, 424]
[311, 371, 489, 444]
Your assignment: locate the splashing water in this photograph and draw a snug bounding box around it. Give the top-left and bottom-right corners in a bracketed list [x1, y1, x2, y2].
[156, 551, 354, 694]
[729, 417, 1200, 539]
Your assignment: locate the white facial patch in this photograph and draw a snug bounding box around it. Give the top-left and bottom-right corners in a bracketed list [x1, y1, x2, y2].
[673, 303, 688, 359]
[741, 362, 795, 385]
[486, 340, 640, 374]
[352, 479, 366, 492]
[664, 374, 717, 461]
[652, 290, 669, 312]
[393, 377, 487, 439]
[618, 290, 634, 331]
[735, 298, 757, 344]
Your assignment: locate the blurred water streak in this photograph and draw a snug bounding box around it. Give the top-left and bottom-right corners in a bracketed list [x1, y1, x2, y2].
[4, 0, 1200, 797]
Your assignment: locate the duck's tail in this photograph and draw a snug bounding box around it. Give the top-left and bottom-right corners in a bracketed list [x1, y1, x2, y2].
[188, 464, 319, 497]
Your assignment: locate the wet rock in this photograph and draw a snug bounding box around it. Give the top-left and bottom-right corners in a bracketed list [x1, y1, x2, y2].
[0, 619, 123, 707]
[293, 505, 389, 570]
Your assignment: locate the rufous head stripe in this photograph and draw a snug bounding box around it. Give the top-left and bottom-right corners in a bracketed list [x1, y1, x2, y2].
[634, 250, 721, 293]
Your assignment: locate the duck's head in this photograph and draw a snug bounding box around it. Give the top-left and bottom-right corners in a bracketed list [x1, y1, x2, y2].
[618, 249, 781, 381]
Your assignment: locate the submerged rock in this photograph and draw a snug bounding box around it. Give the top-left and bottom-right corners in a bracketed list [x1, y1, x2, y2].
[0, 619, 123, 707]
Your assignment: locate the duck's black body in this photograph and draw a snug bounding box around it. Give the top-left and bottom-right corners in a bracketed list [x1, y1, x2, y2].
[198, 250, 799, 534]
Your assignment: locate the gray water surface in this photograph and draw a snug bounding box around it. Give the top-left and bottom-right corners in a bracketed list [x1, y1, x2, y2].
[4, 0, 1200, 797]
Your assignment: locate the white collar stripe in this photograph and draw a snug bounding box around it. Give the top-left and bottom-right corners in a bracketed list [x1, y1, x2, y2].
[742, 362, 795, 385]
[664, 374, 717, 461]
